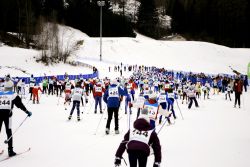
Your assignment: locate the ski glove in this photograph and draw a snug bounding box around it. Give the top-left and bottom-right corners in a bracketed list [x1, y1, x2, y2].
[26, 111, 32, 117]
[114, 157, 121, 166]
[9, 110, 13, 117]
[85, 99, 88, 104]
[153, 162, 161, 167]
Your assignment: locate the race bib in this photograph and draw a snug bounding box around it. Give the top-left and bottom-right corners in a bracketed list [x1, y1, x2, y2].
[144, 105, 158, 120]
[30, 83, 35, 87]
[144, 90, 150, 96]
[158, 106, 171, 117]
[0, 94, 12, 110]
[129, 128, 153, 144]
[168, 93, 175, 99]
[73, 88, 83, 97]
[109, 87, 119, 97]
[158, 95, 166, 103]
[133, 97, 145, 108]
[165, 84, 170, 89]
[95, 87, 102, 93]
[65, 85, 71, 91]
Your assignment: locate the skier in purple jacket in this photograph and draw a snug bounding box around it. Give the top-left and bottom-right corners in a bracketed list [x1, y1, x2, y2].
[114, 108, 162, 167]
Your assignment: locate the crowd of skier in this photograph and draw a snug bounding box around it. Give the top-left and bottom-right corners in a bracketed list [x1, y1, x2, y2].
[0, 65, 249, 166]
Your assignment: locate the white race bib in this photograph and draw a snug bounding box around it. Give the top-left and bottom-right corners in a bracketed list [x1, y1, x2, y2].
[72, 88, 83, 101]
[168, 93, 175, 99]
[129, 128, 153, 145]
[30, 83, 35, 87]
[132, 97, 145, 108]
[109, 87, 119, 97]
[95, 86, 102, 93]
[158, 95, 167, 103]
[165, 84, 170, 89]
[144, 105, 158, 120]
[143, 90, 150, 96]
[0, 94, 12, 110]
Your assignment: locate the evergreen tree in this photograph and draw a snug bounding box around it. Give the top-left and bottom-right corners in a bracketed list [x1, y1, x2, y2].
[137, 0, 160, 38]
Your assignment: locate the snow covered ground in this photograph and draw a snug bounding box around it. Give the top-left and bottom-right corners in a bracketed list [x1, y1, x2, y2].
[76, 34, 250, 76]
[1, 25, 250, 78]
[0, 45, 92, 78]
[0, 25, 250, 167]
[0, 74, 249, 167]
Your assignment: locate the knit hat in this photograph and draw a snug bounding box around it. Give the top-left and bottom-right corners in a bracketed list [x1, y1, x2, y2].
[149, 92, 157, 99]
[110, 79, 118, 85]
[141, 108, 148, 115]
[4, 80, 14, 91]
[5, 74, 10, 81]
[138, 108, 150, 123]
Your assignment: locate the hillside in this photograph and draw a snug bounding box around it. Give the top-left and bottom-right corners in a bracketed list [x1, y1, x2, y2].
[1, 25, 250, 78]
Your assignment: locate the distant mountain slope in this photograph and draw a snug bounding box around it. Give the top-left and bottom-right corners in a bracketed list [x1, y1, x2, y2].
[1, 25, 250, 77]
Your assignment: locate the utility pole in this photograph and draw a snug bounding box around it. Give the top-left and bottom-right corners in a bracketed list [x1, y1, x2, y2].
[97, 1, 105, 61]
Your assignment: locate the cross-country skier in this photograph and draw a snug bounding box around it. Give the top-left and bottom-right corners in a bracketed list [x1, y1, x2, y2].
[93, 81, 105, 114]
[187, 84, 199, 109]
[103, 79, 124, 134]
[166, 87, 178, 120]
[32, 83, 42, 104]
[42, 77, 48, 94]
[128, 79, 137, 101]
[0, 75, 32, 157]
[29, 74, 36, 100]
[225, 84, 232, 101]
[48, 77, 54, 95]
[233, 76, 243, 108]
[64, 81, 73, 110]
[143, 92, 160, 129]
[202, 81, 210, 100]
[157, 89, 172, 125]
[68, 82, 83, 121]
[114, 108, 161, 167]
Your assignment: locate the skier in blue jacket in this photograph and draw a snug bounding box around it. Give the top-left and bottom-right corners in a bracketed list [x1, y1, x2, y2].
[103, 79, 124, 134]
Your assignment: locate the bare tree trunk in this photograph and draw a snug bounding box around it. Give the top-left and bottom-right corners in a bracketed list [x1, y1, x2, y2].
[25, 0, 30, 48]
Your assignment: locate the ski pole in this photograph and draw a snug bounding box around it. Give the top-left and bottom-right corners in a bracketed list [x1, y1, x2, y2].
[4, 115, 29, 144]
[176, 100, 184, 120]
[114, 157, 128, 167]
[57, 95, 61, 105]
[94, 112, 105, 135]
[128, 106, 132, 130]
[122, 157, 127, 166]
[242, 93, 245, 110]
[157, 117, 169, 135]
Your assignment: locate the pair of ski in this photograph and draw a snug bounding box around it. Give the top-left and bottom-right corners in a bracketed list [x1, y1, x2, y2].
[0, 148, 31, 162]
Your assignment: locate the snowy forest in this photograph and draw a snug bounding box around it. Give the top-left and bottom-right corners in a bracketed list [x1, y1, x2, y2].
[0, 0, 250, 48]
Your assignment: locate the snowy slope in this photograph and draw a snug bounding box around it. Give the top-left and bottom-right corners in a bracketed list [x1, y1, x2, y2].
[0, 25, 250, 167]
[0, 46, 92, 78]
[0, 77, 250, 167]
[1, 25, 250, 78]
[76, 34, 250, 76]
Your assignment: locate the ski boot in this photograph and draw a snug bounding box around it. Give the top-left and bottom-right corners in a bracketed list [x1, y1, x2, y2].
[77, 116, 81, 121]
[105, 128, 110, 135]
[115, 130, 119, 134]
[8, 148, 16, 157]
[68, 115, 72, 120]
